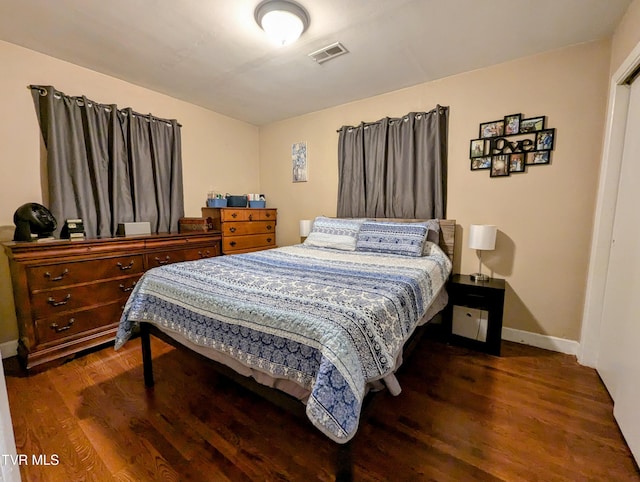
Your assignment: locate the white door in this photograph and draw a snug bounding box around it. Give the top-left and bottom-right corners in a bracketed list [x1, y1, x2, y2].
[597, 76, 640, 460]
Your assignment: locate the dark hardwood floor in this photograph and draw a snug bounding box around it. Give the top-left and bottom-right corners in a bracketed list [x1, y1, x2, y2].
[4, 334, 639, 481]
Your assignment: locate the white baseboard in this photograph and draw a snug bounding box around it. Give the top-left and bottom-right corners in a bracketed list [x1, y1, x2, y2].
[0, 340, 18, 359]
[502, 327, 579, 356]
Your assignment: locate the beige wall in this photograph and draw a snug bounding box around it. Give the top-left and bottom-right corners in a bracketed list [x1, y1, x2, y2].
[610, 0, 640, 74]
[0, 40, 259, 345]
[259, 40, 611, 341]
[0, 36, 615, 346]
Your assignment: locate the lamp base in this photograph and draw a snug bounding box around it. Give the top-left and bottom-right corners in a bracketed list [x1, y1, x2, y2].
[470, 272, 490, 282]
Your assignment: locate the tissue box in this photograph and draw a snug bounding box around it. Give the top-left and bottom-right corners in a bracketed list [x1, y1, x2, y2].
[249, 200, 266, 208]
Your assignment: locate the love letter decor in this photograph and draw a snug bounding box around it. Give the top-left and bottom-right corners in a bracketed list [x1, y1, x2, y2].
[470, 113, 555, 177]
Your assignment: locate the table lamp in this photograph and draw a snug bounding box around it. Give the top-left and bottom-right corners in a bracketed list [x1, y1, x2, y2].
[299, 219, 312, 243]
[468, 224, 497, 282]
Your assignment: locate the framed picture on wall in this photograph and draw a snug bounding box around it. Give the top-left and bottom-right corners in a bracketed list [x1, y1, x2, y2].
[535, 129, 555, 151]
[470, 139, 486, 158]
[292, 141, 308, 182]
[525, 151, 550, 165]
[509, 153, 526, 173]
[504, 113, 521, 135]
[471, 156, 491, 170]
[479, 120, 505, 138]
[520, 116, 545, 133]
[490, 155, 510, 177]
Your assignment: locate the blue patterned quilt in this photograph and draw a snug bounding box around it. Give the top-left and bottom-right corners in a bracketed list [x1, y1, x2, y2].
[115, 244, 451, 443]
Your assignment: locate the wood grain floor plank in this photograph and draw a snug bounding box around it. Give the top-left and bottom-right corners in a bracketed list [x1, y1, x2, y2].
[4, 335, 639, 481]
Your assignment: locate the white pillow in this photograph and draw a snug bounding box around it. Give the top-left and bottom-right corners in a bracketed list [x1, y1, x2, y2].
[304, 217, 365, 251]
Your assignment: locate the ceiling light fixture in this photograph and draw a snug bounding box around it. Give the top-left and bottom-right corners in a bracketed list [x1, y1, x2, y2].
[255, 0, 310, 47]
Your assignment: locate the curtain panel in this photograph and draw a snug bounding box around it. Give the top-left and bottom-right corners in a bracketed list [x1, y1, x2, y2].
[337, 105, 448, 219]
[30, 85, 184, 238]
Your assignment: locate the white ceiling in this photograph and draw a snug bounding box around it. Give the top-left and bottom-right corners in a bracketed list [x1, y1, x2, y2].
[0, 0, 632, 126]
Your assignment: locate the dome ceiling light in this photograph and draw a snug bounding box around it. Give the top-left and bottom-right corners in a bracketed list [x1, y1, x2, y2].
[255, 0, 310, 46]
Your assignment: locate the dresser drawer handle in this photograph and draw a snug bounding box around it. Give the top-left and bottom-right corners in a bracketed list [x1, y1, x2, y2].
[248, 214, 253, 221]
[265, 213, 272, 218]
[50, 318, 75, 333]
[266, 224, 273, 230]
[266, 238, 272, 243]
[198, 250, 211, 258]
[119, 282, 136, 292]
[231, 212, 238, 218]
[117, 261, 135, 271]
[47, 294, 71, 306]
[44, 269, 69, 282]
[229, 241, 237, 247]
[229, 227, 236, 233]
[155, 256, 171, 265]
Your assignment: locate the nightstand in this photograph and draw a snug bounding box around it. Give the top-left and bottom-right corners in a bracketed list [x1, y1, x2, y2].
[443, 274, 506, 355]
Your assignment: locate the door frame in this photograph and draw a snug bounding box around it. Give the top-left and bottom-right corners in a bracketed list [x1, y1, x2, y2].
[579, 40, 640, 367]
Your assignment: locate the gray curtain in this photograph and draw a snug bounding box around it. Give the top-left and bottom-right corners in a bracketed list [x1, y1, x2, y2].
[30, 85, 184, 238]
[337, 105, 448, 219]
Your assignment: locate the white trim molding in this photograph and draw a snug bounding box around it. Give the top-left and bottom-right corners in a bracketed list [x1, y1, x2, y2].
[502, 327, 579, 356]
[579, 40, 640, 368]
[0, 340, 18, 360]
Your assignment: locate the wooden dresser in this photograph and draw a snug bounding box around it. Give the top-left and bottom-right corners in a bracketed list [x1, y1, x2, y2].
[3, 231, 221, 372]
[202, 207, 277, 254]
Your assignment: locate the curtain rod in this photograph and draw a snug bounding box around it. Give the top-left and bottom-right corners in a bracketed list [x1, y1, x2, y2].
[27, 85, 182, 127]
[335, 105, 448, 133]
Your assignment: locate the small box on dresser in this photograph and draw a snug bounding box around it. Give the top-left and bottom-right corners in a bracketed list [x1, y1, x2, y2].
[3, 231, 221, 372]
[202, 207, 277, 254]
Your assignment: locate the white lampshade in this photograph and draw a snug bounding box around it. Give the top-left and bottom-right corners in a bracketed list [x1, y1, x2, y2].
[255, 0, 310, 46]
[468, 224, 497, 251]
[299, 219, 312, 237]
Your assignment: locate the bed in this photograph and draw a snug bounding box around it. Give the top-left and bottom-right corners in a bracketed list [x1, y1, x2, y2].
[115, 217, 455, 477]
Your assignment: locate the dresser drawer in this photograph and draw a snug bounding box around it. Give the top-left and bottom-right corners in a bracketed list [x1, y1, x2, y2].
[256, 209, 277, 221]
[223, 221, 275, 236]
[34, 301, 123, 346]
[224, 234, 275, 252]
[27, 254, 144, 291]
[31, 274, 141, 319]
[221, 209, 249, 222]
[146, 244, 220, 268]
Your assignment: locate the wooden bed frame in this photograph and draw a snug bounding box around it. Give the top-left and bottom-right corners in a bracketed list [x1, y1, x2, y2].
[138, 219, 456, 481]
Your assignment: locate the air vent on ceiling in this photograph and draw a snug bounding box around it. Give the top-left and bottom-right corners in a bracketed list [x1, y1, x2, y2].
[308, 42, 348, 64]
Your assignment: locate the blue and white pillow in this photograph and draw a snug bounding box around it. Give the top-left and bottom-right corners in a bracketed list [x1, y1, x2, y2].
[356, 221, 429, 257]
[304, 217, 365, 251]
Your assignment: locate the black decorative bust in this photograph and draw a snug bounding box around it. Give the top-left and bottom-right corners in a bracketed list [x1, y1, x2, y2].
[13, 203, 57, 241]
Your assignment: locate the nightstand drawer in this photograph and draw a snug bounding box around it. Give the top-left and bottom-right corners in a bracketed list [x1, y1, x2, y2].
[450, 290, 493, 310]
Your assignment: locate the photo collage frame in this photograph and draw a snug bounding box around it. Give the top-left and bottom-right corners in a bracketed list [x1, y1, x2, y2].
[470, 113, 556, 177]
